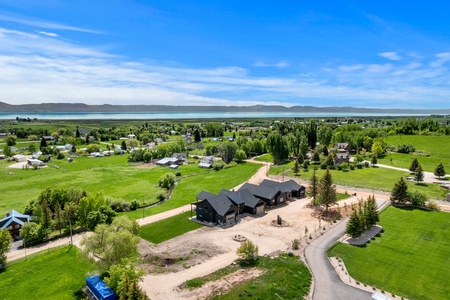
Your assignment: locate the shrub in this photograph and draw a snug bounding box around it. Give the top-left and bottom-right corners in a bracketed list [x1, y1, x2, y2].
[212, 160, 226, 171]
[408, 191, 427, 207]
[291, 239, 300, 250]
[224, 161, 237, 169]
[156, 190, 166, 201]
[337, 165, 342, 171]
[175, 171, 182, 177]
[364, 161, 370, 168]
[320, 163, 327, 170]
[356, 163, 364, 169]
[110, 200, 131, 212]
[426, 201, 440, 211]
[56, 152, 65, 160]
[159, 173, 176, 189]
[130, 200, 140, 211]
[349, 164, 355, 170]
[397, 144, 416, 154]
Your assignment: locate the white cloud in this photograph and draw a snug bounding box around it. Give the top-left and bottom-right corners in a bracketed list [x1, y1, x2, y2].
[378, 52, 401, 61]
[0, 26, 450, 108]
[0, 13, 102, 34]
[36, 31, 59, 37]
[253, 60, 289, 68]
[429, 52, 450, 67]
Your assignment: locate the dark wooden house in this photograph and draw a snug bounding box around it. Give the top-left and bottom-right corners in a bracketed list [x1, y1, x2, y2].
[0, 210, 31, 239]
[192, 192, 238, 226]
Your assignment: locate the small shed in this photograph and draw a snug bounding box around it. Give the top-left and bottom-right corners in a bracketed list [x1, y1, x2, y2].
[86, 276, 116, 300]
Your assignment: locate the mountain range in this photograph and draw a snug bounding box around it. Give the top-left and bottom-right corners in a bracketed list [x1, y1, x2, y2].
[1, 101, 449, 114]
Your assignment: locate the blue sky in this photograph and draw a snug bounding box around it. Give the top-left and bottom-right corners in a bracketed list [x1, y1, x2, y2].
[1, 1, 450, 108]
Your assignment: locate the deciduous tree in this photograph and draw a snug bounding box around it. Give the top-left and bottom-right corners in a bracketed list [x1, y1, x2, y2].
[0, 229, 12, 269]
[266, 132, 289, 164]
[81, 216, 140, 270]
[236, 240, 259, 265]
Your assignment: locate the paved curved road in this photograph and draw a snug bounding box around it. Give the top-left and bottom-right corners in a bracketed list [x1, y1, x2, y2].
[305, 218, 371, 300]
[305, 198, 388, 300]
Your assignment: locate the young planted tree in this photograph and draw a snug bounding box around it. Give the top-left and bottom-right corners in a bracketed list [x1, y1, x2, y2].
[409, 158, 419, 172]
[345, 210, 364, 238]
[390, 177, 409, 204]
[309, 168, 318, 204]
[317, 168, 337, 217]
[236, 240, 259, 265]
[414, 164, 424, 184]
[371, 153, 378, 166]
[293, 159, 300, 175]
[434, 162, 446, 179]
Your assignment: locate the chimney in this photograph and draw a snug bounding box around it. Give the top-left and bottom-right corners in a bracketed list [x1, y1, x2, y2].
[6, 212, 10, 217]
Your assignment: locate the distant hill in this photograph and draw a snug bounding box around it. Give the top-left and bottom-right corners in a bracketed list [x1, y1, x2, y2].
[1, 101, 449, 114]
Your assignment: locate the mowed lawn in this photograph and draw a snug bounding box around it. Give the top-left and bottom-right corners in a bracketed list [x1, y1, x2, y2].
[380, 135, 450, 173]
[139, 211, 203, 244]
[0, 246, 95, 300]
[311, 167, 446, 200]
[328, 206, 450, 300]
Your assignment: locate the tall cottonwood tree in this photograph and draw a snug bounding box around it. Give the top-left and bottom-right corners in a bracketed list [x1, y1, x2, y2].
[266, 132, 289, 164]
[317, 168, 337, 217]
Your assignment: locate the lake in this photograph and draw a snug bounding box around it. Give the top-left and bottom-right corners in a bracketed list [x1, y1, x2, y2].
[0, 111, 431, 120]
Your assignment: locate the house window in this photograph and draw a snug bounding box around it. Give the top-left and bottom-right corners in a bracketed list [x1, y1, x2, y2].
[9, 226, 12, 230]
[15, 224, 20, 229]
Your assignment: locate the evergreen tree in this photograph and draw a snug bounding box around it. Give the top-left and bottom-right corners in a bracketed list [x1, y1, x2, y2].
[414, 164, 424, 183]
[121, 140, 127, 151]
[85, 134, 90, 145]
[309, 168, 318, 204]
[75, 127, 81, 138]
[71, 145, 77, 154]
[325, 154, 335, 167]
[409, 158, 419, 172]
[293, 160, 300, 175]
[371, 153, 377, 166]
[297, 153, 304, 165]
[345, 210, 364, 238]
[40, 137, 47, 150]
[317, 168, 337, 217]
[365, 195, 379, 227]
[194, 129, 201, 143]
[434, 162, 446, 179]
[322, 145, 328, 157]
[312, 149, 320, 163]
[390, 177, 409, 204]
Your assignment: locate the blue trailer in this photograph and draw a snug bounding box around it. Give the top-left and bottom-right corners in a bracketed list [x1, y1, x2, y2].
[86, 276, 116, 300]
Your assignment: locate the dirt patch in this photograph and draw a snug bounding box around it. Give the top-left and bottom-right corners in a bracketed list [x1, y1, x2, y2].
[138, 232, 226, 274]
[178, 268, 265, 300]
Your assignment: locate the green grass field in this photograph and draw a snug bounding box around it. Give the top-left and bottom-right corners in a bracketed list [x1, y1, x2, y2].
[210, 254, 311, 299]
[139, 211, 203, 244]
[328, 206, 450, 300]
[0, 155, 260, 216]
[380, 135, 450, 173]
[0, 246, 95, 300]
[310, 167, 446, 200]
[121, 162, 261, 220]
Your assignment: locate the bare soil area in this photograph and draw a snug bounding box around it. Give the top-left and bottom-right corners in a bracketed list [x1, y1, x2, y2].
[177, 268, 265, 300]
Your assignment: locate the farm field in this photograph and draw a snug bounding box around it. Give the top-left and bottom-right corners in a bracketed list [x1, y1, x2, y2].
[0, 155, 260, 216]
[328, 206, 450, 300]
[0, 246, 95, 300]
[139, 211, 203, 244]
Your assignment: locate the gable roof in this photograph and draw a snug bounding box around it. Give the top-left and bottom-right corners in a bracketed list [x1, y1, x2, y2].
[260, 179, 304, 192]
[219, 189, 245, 205]
[239, 182, 279, 200]
[236, 189, 264, 208]
[0, 210, 31, 229]
[196, 191, 216, 201]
